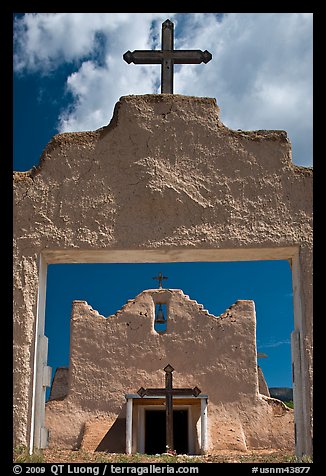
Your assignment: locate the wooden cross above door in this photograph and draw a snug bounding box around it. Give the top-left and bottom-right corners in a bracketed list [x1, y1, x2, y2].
[137, 364, 201, 452]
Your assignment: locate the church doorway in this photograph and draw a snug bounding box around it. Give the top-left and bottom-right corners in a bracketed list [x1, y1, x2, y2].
[145, 409, 188, 454]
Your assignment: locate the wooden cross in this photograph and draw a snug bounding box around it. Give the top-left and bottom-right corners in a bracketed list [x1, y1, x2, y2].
[152, 272, 168, 289]
[123, 19, 212, 94]
[137, 364, 201, 452]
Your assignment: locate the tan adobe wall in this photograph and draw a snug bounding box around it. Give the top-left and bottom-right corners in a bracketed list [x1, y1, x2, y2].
[67, 291, 258, 411]
[258, 365, 270, 397]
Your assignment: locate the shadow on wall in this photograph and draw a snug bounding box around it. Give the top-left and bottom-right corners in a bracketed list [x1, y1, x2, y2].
[76, 422, 86, 450]
[94, 405, 126, 453]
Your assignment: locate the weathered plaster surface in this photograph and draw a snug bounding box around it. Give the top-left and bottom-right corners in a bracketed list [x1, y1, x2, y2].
[258, 366, 270, 397]
[13, 94, 312, 453]
[68, 292, 258, 409]
[13, 95, 312, 252]
[45, 290, 294, 452]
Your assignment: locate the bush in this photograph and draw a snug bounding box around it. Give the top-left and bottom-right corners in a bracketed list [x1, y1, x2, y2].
[284, 400, 294, 409]
[13, 445, 44, 463]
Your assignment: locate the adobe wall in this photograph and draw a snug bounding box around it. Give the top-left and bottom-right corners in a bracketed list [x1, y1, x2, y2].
[68, 291, 258, 408]
[258, 366, 270, 397]
[45, 291, 294, 452]
[13, 94, 312, 454]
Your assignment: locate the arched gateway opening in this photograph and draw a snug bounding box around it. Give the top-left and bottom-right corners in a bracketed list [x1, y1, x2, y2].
[13, 94, 312, 458]
[30, 246, 308, 456]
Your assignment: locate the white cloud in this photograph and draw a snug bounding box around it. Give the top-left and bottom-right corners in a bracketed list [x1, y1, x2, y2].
[14, 13, 100, 71]
[259, 340, 291, 349]
[13, 13, 171, 72]
[13, 13, 313, 166]
[174, 13, 313, 165]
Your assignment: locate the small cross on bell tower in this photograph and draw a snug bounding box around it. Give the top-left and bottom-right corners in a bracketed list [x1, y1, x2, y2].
[152, 272, 168, 289]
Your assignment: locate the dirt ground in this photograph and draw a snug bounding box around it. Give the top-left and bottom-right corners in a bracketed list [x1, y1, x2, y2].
[41, 448, 300, 463]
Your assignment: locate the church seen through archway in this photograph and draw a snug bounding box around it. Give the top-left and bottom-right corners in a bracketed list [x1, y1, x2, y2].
[45, 278, 294, 454]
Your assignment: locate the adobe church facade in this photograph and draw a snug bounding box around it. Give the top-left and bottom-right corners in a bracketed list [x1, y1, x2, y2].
[45, 288, 294, 453]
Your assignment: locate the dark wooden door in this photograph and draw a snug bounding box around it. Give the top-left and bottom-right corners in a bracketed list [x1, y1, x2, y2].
[145, 409, 188, 454]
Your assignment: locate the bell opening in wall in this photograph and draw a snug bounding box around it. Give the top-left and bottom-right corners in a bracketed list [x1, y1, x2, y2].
[154, 303, 167, 333]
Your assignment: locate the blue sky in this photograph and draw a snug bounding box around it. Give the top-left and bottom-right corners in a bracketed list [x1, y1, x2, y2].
[13, 13, 313, 396]
[44, 261, 294, 395]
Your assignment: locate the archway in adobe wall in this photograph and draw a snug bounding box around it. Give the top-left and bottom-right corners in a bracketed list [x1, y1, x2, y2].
[13, 95, 312, 457]
[32, 247, 310, 456]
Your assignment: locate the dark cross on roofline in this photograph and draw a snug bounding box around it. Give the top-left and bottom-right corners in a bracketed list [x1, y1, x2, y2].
[153, 272, 168, 289]
[123, 19, 212, 94]
[137, 365, 201, 452]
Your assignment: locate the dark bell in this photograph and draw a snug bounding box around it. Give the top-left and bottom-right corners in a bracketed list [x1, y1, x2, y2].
[155, 304, 166, 323]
